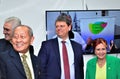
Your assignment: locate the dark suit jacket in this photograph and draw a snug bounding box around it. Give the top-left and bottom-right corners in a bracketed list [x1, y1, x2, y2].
[0, 62, 6, 79]
[38, 38, 84, 79]
[0, 45, 38, 79]
[0, 39, 13, 52]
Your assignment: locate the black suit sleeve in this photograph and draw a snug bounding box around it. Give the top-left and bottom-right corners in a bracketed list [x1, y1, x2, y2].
[0, 56, 7, 79]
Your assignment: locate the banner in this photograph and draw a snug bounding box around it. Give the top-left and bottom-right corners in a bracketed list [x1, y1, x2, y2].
[80, 17, 115, 45]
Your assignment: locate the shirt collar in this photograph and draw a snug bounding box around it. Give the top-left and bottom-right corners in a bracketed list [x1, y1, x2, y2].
[19, 50, 30, 57]
[57, 37, 70, 44]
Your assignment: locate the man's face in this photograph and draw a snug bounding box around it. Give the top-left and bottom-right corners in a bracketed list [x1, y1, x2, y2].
[55, 21, 71, 40]
[12, 26, 34, 53]
[3, 22, 13, 41]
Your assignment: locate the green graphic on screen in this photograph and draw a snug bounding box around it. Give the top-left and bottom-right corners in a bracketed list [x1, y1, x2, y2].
[89, 22, 107, 34]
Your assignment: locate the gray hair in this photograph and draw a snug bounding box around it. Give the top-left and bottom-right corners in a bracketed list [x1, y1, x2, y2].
[5, 16, 21, 30]
[12, 25, 33, 37]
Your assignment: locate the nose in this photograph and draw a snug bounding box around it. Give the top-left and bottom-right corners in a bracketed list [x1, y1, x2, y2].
[16, 37, 22, 42]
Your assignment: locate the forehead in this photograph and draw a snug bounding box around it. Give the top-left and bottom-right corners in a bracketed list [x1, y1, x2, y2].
[14, 27, 29, 34]
[96, 43, 106, 48]
[56, 21, 67, 25]
[4, 22, 12, 28]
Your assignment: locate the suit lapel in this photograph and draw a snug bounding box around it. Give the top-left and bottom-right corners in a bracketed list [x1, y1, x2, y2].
[70, 41, 78, 64]
[91, 58, 97, 79]
[29, 45, 38, 79]
[29, 45, 36, 71]
[53, 38, 61, 67]
[9, 49, 26, 77]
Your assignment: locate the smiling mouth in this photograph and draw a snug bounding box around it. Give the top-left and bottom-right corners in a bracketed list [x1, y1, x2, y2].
[5, 34, 9, 37]
[98, 54, 105, 57]
[15, 43, 23, 48]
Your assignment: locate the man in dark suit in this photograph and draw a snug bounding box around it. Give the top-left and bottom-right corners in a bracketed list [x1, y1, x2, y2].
[0, 25, 38, 79]
[38, 13, 84, 79]
[0, 62, 6, 79]
[0, 16, 21, 52]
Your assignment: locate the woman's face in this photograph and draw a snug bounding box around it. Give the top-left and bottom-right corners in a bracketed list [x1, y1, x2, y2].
[95, 43, 107, 60]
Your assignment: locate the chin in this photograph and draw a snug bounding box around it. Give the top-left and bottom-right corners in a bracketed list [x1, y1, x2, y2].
[98, 56, 106, 59]
[15, 48, 23, 52]
[5, 38, 10, 40]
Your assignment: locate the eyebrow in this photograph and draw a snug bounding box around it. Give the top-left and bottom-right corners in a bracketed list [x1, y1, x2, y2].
[96, 48, 106, 50]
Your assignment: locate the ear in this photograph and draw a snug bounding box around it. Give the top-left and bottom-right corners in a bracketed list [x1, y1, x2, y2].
[30, 36, 34, 44]
[69, 25, 72, 31]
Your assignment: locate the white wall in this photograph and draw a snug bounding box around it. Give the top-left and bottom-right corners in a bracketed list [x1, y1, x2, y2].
[0, 0, 83, 55]
[1, 0, 120, 55]
[86, 0, 120, 10]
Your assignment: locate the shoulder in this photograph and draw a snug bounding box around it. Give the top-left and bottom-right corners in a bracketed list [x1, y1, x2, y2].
[0, 38, 11, 46]
[0, 38, 5, 41]
[87, 57, 97, 65]
[70, 40, 83, 51]
[106, 55, 120, 69]
[0, 39, 7, 44]
[0, 38, 9, 42]
[41, 38, 58, 47]
[106, 55, 120, 62]
[0, 50, 10, 61]
[42, 38, 57, 43]
[0, 39, 12, 52]
[70, 40, 82, 47]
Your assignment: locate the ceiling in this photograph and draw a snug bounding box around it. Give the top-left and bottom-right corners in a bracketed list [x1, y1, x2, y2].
[0, 0, 35, 14]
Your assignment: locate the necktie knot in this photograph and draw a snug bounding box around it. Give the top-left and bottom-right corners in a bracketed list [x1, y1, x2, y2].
[21, 54, 27, 60]
[62, 41, 66, 44]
